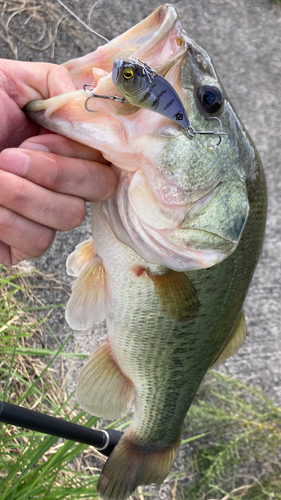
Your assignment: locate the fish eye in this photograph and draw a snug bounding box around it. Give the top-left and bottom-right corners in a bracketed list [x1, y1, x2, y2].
[198, 85, 223, 114]
[122, 66, 135, 79]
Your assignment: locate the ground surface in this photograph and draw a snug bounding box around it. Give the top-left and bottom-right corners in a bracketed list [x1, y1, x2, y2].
[1, 0, 281, 497]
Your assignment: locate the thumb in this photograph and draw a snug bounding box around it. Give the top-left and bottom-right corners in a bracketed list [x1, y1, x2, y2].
[0, 59, 76, 109]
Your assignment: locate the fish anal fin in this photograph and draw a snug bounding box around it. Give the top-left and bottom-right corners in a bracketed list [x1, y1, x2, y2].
[211, 312, 247, 368]
[65, 255, 109, 330]
[66, 238, 94, 277]
[97, 429, 180, 500]
[147, 269, 199, 321]
[76, 340, 133, 420]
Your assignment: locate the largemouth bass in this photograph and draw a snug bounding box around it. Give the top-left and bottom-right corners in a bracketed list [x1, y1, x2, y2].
[25, 5, 267, 500]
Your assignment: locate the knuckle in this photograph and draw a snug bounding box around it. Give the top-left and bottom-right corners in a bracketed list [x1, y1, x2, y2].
[0, 209, 14, 234]
[42, 158, 63, 191]
[9, 176, 31, 210]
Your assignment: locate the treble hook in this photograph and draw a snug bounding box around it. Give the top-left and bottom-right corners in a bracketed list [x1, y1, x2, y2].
[186, 117, 227, 147]
[83, 84, 127, 112]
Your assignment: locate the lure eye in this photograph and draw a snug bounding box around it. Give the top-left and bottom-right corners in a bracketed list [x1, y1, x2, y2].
[122, 66, 135, 79]
[198, 85, 223, 113]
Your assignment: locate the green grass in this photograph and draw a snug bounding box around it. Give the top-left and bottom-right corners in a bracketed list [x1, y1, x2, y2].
[0, 265, 115, 499]
[1, 265, 281, 500]
[176, 372, 281, 499]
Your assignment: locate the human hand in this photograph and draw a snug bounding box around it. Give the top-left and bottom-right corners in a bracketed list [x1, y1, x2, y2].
[0, 59, 117, 266]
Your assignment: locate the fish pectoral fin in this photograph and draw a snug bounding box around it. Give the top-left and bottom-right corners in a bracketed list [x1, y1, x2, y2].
[211, 311, 247, 368]
[147, 270, 199, 321]
[66, 238, 95, 277]
[97, 429, 181, 500]
[76, 340, 133, 419]
[65, 254, 109, 330]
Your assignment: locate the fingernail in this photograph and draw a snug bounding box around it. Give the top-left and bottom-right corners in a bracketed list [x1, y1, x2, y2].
[21, 142, 49, 152]
[0, 150, 29, 176]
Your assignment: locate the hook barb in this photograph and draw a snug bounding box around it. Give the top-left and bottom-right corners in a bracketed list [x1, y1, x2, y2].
[186, 116, 226, 148]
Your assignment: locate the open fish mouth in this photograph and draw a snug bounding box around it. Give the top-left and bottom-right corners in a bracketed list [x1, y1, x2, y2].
[64, 4, 186, 87]
[25, 4, 249, 272]
[24, 4, 188, 148]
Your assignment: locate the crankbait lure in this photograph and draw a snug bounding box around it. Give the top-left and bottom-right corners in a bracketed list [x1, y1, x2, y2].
[112, 59, 191, 129]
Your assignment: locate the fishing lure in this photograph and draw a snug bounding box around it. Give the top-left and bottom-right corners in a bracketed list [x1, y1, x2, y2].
[112, 59, 191, 129]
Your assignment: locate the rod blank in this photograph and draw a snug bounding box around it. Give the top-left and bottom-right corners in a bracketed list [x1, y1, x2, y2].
[0, 400, 122, 457]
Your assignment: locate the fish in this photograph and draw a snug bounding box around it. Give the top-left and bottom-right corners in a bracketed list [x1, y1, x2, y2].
[25, 4, 267, 500]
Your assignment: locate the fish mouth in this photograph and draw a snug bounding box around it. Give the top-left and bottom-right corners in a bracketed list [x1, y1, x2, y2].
[64, 4, 186, 87]
[123, 5, 186, 69]
[26, 4, 187, 120]
[114, 4, 186, 74]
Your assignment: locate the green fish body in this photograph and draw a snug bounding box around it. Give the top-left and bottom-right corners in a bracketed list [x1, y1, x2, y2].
[25, 5, 267, 499]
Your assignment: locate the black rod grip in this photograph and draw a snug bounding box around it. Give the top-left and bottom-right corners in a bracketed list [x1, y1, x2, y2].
[0, 400, 122, 456]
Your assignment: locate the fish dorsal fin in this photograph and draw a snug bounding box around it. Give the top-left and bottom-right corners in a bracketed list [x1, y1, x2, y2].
[211, 312, 247, 368]
[66, 238, 95, 277]
[147, 270, 199, 321]
[76, 340, 133, 419]
[65, 255, 109, 330]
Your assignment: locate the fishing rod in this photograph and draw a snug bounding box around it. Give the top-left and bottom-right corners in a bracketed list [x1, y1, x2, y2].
[0, 400, 123, 457]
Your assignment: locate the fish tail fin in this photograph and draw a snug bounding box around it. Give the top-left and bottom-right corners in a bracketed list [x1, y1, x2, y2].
[97, 429, 180, 500]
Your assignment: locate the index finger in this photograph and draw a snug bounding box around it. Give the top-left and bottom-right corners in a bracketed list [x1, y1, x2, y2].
[21, 134, 109, 164]
[0, 145, 116, 202]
